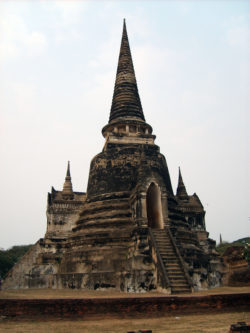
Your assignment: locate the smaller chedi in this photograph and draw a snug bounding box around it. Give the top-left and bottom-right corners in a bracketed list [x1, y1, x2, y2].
[3, 20, 221, 293]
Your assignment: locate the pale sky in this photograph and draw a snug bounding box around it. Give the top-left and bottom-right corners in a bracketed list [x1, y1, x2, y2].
[0, 0, 249, 249]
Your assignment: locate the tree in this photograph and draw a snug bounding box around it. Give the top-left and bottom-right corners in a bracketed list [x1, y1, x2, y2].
[0, 245, 32, 279]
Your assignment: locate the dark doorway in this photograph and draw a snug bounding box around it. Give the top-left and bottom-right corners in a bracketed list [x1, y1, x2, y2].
[146, 183, 164, 229]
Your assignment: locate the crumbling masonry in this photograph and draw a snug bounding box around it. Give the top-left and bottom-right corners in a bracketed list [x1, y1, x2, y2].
[3, 20, 221, 293]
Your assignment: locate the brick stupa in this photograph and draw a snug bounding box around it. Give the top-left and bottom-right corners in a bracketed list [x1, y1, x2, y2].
[3, 21, 221, 293]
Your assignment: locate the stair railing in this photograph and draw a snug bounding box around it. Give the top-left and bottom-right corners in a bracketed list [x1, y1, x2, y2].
[166, 227, 193, 289]
[148, 228, 171, 291]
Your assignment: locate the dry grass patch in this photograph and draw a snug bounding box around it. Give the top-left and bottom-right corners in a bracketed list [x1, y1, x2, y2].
[0, 311, 249, 333]
[0, 286, 249, 299]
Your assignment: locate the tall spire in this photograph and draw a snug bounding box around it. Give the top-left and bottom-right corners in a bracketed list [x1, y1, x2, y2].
[109, 19, 145, 123]
[62, 161, 73, 198]
[66, 161, 70, 177]
[176, 167, 188, 200]
[219, 233, 223, 245]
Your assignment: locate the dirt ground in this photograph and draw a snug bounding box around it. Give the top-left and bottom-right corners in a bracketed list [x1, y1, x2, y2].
[0, 286, 249, 299]
[0, 311, 249, 333]
[0, 287, 249, 332]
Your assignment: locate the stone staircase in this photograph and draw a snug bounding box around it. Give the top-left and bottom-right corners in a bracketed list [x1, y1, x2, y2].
[151, 228, 191, 294]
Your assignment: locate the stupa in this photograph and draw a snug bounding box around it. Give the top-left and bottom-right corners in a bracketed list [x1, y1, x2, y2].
[3, 20, 221, 293]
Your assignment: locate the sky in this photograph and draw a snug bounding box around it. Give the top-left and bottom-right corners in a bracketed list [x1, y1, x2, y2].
[0, 0, 249, 249]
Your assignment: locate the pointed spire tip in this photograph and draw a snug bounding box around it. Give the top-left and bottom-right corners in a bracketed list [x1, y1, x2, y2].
[108, 19, 145, 123]
[66, 161, 71, 177]
[177, 167, 188, 199]
[63, 161, 73, 195]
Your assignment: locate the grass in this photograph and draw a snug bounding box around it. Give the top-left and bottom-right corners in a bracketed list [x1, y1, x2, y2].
[0, 312, 249, 332]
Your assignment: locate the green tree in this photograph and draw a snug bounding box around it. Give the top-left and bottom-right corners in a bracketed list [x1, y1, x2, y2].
[244, 244, 250, 268]
[216, 237, 250, 256]
[0, 245, 32, 279]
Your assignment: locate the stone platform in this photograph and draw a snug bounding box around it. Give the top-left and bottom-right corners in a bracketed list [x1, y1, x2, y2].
[0, 293, 249, 320]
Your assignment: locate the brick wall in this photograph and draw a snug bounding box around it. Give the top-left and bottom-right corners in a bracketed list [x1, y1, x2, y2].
[0, 294, 249, 320]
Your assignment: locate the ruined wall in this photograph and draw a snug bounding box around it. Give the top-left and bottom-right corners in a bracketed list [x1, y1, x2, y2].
[172, 192, 221, 291]
[1, 294, 249, 320]
[87, 143, 173, 199]
[46, 191, 85, 237]
[222, 246, 249, 286]
[53, 226, 158, 292]
[2, 241, 45, 289]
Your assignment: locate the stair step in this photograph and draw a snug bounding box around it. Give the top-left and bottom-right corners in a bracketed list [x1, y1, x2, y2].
[160, 250, 175, 252]
[171, 284, 189, 288]
[162, 257, 177, 259]
[169, 276, 187, 280]
[168, 273, 185, 277]
[155, 237, 169, 240]
[158, 249, 173, 252]
[165, 267, 183, 271]
[156, 241, 171, 243]
[170, 281, 187, 285]
[158, 250, 173, 252]
[162, 256, 179, 262]
[166, 269, 183, 273]
[157, 242, 171, 244]
[157, 246, 173, 248]
[169, 279, 187, 283]
[167, 267, 183, 272]
[164, 265, 180, 269]
[158, 247, 173, 249]
[168, 274, 185, 278]
[163, 260, 178, 263]
[161, 255, 177, 258]
[151, 228, 192, 294]
[158, 247, 176, 255]
[163, 260, 180, 264]
[156, 241, 171, 244]
[158, 246, 174, 248]
[153, 237, 169, 240]
[159, 249, 175, 252]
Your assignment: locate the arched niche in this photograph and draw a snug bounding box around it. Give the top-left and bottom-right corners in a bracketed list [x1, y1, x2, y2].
[146, 182, 164, 229]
